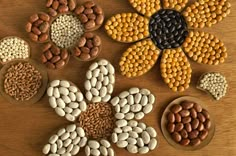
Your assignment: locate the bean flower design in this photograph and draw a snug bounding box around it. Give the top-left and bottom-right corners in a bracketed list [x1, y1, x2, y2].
[26, 0, 104, 70]
[105, 0, 231, 92]
[43, 59, 158, 156]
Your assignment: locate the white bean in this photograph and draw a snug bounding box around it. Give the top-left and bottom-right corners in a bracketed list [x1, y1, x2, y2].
[142, 131, 151, 144]
[79, 101, 87, 111]
[116, 140, 128, 148]
[91, 88, 99, 96]
[129, 131, 138, 138]
[92, 96, 101, 103]
[111, 133, 118, 143]
[121, 105, 130, 114]
[141, 95, 148, 106]
[100, 139, 110, 148]
[47, 87, 54, 97]
[131, 104, 142, 112]
[63, 139, 72, 147]
[71, 145, 80, 155]
[148, 94, 155, 104]
[69, 86, 78, 93]
[62, 95, 71, 104]
[119, 99, 128, 107]
[69, 102, 79, 109]
[68, 92, 76, 102]
[59, 87, 69, 96]
[98, 59, 108, 65]
[102, 95, 111, 102]
[103, 76, 109, 86]
[75, 92, 83, 102]
[65, 114, 75, 122]
[137, 138, 144, 147]
[111, 97, 119, 106]
[127, 145, 138, 154]
[86, 70, 92, 79]
[77, 127, 85, 137]
[64, 107, 73, 114]
[108, 148, 115, 156]
[57, 147, 66, 154]
[85, 80, 91, 91]
[116, 119, 127, 127]
[146, 127, 157, 138]
[135, 112, 145, 120]
[140, 89, 150, 95]
[55, 107, 65, 117]
[114, 127, 123, 133]
[53, 88, 60, 98]
[91, 149, 100, 156]
[107, 84, 113, 94]
[115, 113, 125, 119]
[79, 137, 87, 147]
[92, 69, 100, 77]
[73, 137, 81, 145]
[127, 138, 137, 145]
[100, 146, 108, 156]
[85, 146, 90, 156]
[91, 77, 97, 87]
[118, 133, 129, 141]
[49, 97, 57, 108]
[88, 140, 100, 149]
[67, 144, 74, 152]
[42, 144, 51, 154]
[60, 81, 70, 88]
[139, 147, 149, 154]
[57, 98, 66, 108]
[100, 66, 108, 75]
[127, 95, 134, 105]
[72, 109, 81, 117]
[66, 124, 76, 132]
[122, 126, 132, 132]
[143, 104, 153, 114]
[129, 87, 139, 94]
[50, 80, 60, 87]
[96, 81, 102, 90]
[134, 93, 142, 103]
[86, 92, 93, 101]
[100, 87, 107, 97]
[119, 91, 129, 98]
[108, 74, 115, 84]
[128, 120, 138, 127]
[51, 143, 57, 153]
[148, 138, 158, 150]
[57, 128, 66, 136]
[89, 62, 98, 71]
[125, 113, 135, 120]
[57, 139, 63, 149]
[49, 135, 58, 144]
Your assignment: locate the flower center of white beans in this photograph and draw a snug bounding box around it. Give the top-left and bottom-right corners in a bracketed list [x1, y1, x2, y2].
[50, 14, 84, 48]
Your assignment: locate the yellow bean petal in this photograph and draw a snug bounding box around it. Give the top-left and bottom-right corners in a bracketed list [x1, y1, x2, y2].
[163, 0, 189, 11]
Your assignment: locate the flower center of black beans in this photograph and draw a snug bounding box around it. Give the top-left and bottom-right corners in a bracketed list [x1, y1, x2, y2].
[149, 9, 189, 50]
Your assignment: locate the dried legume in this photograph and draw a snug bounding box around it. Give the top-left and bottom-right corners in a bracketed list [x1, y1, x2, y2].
[163, 0, 188, 11]
[46, 0, 76, 16]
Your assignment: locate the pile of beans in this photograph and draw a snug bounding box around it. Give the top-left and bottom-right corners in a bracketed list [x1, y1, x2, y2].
[50, 14, 84, 48]
[183, 31, 227, 65]
[105, 13, 149, 43]
[47, 80, 87, 122]
[166, 101, 212, 146]
[128, 0, 161, 17]
[43, 124, 87, 155]
[0, 37, 29, 63]
[75, 1, 104, 31]
[85, 140, 114, 156]
[112, 120, 158, 154]
[46, 0, 76, 17]
[78, 102, 116, 139]
[163, 0, 188, 11]
[119, 39, 160, 78]
[183, 0, 231, 28]
[72, 32, 101, 61]
[4, 62, 42, 101]
[198, 72, 228, 100]
[41, 43, 70, 69]
[161, 48, 192, 92]
[25, 12, 50, 42]
[111, 88, 155, 121]
[85, 59, 115, 103]
[149, 9, 189, 50]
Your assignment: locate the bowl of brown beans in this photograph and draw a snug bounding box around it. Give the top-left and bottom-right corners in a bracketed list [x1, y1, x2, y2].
[161, 96, 215, 150]
[0, 59, 48, 104]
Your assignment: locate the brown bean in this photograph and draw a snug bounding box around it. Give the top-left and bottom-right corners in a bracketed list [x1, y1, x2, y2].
[39, 33, 48, 42]
[175, 113, 182, 123]
[79, 14, 88, 23]
[52, 0, 60, 10]
[69, 0, 76, 11]
[86, 40, 93, 49]
[172, 132, 182, 142]
[167, 123, 175, 133]
[93, 35, 101, 46]
[180, 139, 190, 146]
[39, 13, 50, 22]
[197, 113, 206, 123]
[88, 14, 96, 20]
[46, 62, 56, 69]
[185, 123, 192, 132]
[33, 19, 44, 27]
[41, 54, 47, 63]
[58, 5, 69, 13]
[190, 108, 197, 118]
[75, 5, 85, 15]
[167, 112, 175, 123]
[202, 109, 210, 119]
[48, 8, 57, 17]
[179, 110, 190, 117]
[198, 122, 204, 131]
[55, 60, 65, 68]
[191, 118, 200, 130]
[175, 123, 184, 132]
[84, 1, 95, 8]
[51, 46, 60, 55]
[90, 47, 99, 57]
[39, 22, 50, 33]
[84, 32, 94, 38]
[32, 27, 41, 35]
[29, 14, 39, 23]
[204, 119, 211, 129]
[180, 129, 188, 139]
[93, 5, 103, 14]
[84, 8, 93, 14]
[199, 129, 208, 140]
[81, 47, 90, 53]
[78, 37, 86, 47]
[73, 47, 81, 56]
[61, 49, 68, 60]
[25, 22, 32, 32]
[171, 104, 182, 114]
[59, 0, 67, 5]
[182, 116, 191, 124]
[85, 20, 96, 30]
[29, 32, 38, 42]
[181, 101, 194, 110]
[51, 56, 61, 63]
[45, 50, 53, 60]
[43, 43, 52, 52]
[80, 53, 91, 60]
[193, 103, 202, 112]
[46, 0, 53, 7]
[95, 14, 104, 25]
[191, 138, 201, 146]
[189, 130, 199, 139]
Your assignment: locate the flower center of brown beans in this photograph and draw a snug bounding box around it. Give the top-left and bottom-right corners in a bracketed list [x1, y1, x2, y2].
[77, 102, 116, 140]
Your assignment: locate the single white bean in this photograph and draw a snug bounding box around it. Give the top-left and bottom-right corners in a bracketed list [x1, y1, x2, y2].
[79, 101, 87, 111]
[50, 80, 60, 87]
[138, 146, 149, 154]
[68, 92, 76, 102]
[75, 92, 83, 102]
[111, 97, 119, 106]
[66, 124, 76, 132]
[50, 143, 57, 153]
[116, 119, 128, 127]
[111, 133, 118, 143]
[125, 113, 135, 120]
[49, 97, 57, 108]
[127, 145, 138, 154]
[69, 102, 79, 109]
[148, 138, 158, 150]
[118, 133, 129, 141]
[85, 80, 91, 91]
[102, 95, 111, 102]
[135, 112, 145, 120]
[115, 113, 125, 120]
[55, 107, 65, 117]
[89, 62, 98, 71]
[64, 107, 73, 114]
[77, 127, 85, 137]
[143, 104, 153, 114]
[57, 98, 66, 108]
[134, 93, 142, 103]
[122, 126, 132, 132]
[86, 92, 93, 101]
[59, 87, 69, 96]
[69, 86, 78, 93]
[100, 87, 107, 97]
[146, 127, 157, 138]
[121, 105, 130, 114]
[62, 95, 71, 104]
[42, 144, 51, 154]
[127, 95, 134, 105]
[47, 87, 54, 96]
[57, 128, 66, 136]
[53, 88, 60, 98]
[85, 146, 90, 156]
[72, 109, 81, 117]
[141, 95, 148, 106]
[129, 87, 139, 94]
[88, 140, 100, 149]
[142, 131, 151, 144]
[65, 114, 75, 121]
[100, 146, 108, 156]
[49, 135, 58, 144]
[119, 91, 129, 98]
[119, 99, 128, 107]
[100, 139, 110, 148]
[127, 138, 137, 145]
[79, 137, 87, 147]
[116, 140, 128, 148]
[71, 145, 80, 155]
[107, 63, 115, 74]
[60, 81, 70, 88]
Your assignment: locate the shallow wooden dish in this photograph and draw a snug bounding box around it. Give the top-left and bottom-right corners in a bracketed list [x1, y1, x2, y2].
[161, 96, 215, 151]
[0, 59, 48, 104]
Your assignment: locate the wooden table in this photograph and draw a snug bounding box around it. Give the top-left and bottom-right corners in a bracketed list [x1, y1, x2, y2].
[0, 0, 236, 155]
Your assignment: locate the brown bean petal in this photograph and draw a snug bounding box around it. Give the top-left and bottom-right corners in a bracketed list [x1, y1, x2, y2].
[80, 53, 91, 60]
[69, 0, 76, 11]
[202, 109, 210, 119]
[39, 13, 50, 22]
[171, 104, 182, 114]
[167, 123, 175, 133]
[181, 101, 194, 110]
[79, 14, 88, 23]
[51, 56, 61, 63]
[29, 32, 38, 42]
[180, 129, 188, 139]
[84, 8, 93, 14]
[73, 47, 81, 56]
[185, 123, 192, 132]
[33, 19, 44, 27]
[46, 0, 53, 7]
[78, 37, 87, 47]
[41, 54, 47, 63]
[45, 50, 53, 60]
[179, 110, 190, 117]
[175, 123, 184, 132]
[88, 14, 96, 20]
[190, 108, 197, 118]
[189, 130, 199, 139]
[46, 62, 56, 69]
[198, 122, 204, 131]
[199, 129, 208, 140]
[59, 0, 67, 5]
[90, 47, 99, 57]
[51, 46, 61, 55]
[58, 5, 69, 13]
[56, 60, 66, 68]
[25, 22, 32, 32]
[39, 22, 50, 33]
[52, 0, 60, 10]
[43, 43, 52, 52]
[29, 14, 39, 23]
[48, 8, 58, 17]
[204, 119, 211, 129]
[167, 112, 175, 123]
[193, 103, 202, 112]
[84, 1, 95, 8]
[180, 139, 190, 146]
[197, 113, 206, 123]
[191, 138, 201, 146]
[172, 132, 182, 142]
[75, 5, 85, 15]
[93, 35, 101, 46]
[39, 33, 48, 42]
[95, 14, 104, 25]
[86, 40, 93, 49]
[85, 20, 96, 30]
[182, 116, 192, 124]
[93, 5, 103, 14]
[61, 49, 68, 60]
[175, 113, 182, 123]
[191, 118, 200, 130]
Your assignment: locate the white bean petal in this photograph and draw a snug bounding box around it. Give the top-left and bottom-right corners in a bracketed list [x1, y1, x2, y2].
[65, 114, 75, 121]
[115, 105, 120, 113]
[69, 86, 78, 93]
[69, 102, 79, 109]
[92, 96, 102, 103]
[135, 112, 145, 120]
[102, 95, 111, 102]
[116, 119, 127, 127]
[53, 88, 60, 98]
[146, 127, 157, 138]
[121, 105, 130, 114]
[66, 124, 76, 132]
[55, 107, 65, 117]
[111, 133, 118, 143]
[116, 140, 128, 148]
[140, 88, 150, 95]
[60, 81, 70, 88]
[134, 93, 142, 103]
[71, 145, 80, 155]
[138, 147, 149, 154]
[108, 74, 115, 84]
[127, 145, 138, 154]
[86, 92, 93, 101]
[122, 126, 132, 132]
[89, 62, 98, 71]
[148, 94, 155, 104]
[127, 138, 137, 145]
[49, 97, 57, 108]
[77, 127, 85, 137]
[79, 101, 87, 111]
[148, 138, 158, 150]
[85, 146, 90, 156]
[125, 113, 135, 120]
[86, 71, 92, 79]
[111, 97, 119, 106]
[57, 147, 66, 154]
[108, 148, 115, 156]
[114, 127, 123, 133]
[100, 87, 107, 97]
[79, 137, 87, 147]
[50, 80, 60, 87]
[85, 80, 91, 91]
[118, 133, 129, 141]
[141, 95, 148, 106]
[69, 93, 76, 102]
[100, 146, 108, 156]
[49, 135, 58, 144]
[88, 140, 100, 149]
[127, 95, 134, 105]
[142, 131, 151, 144]
[64, 107, 73, 114]
[62, 95, 71, 104]
[59, 87, 69, 96]
[98, 59, 108, 65]
[57, 128, 66, 136]
[72, 109, 81, 117]
[119, 91, 129, 98]
[76, 92, 83, 102]
[143, 104, 153, 114]
[57, 98, 66, 108]
[91, 77, 97, 87]
[107, 84, 113, 94]
[129, 87, 140, 94]
[100, 139, 110, 148]
[47, 87, 54, 96]
[119, 99, 128, 107]
[42, 144, 51, 154]
[51, 143, 57, 153]
[115, 113, 125, 120]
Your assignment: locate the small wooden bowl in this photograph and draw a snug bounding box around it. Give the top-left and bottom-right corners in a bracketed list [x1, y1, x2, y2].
[0, 36, 31, 65]
[0, 59, 48, 104]
[161, 96, 215, 150]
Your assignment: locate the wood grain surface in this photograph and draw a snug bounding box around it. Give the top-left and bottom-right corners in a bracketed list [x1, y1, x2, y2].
[0, 0, 236, 156]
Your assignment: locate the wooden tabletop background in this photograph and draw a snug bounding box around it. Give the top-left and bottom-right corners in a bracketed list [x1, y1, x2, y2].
[0, 0, 236, 155]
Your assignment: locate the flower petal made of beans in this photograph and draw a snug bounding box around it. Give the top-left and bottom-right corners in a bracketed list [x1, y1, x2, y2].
[163, 0, 189, 11]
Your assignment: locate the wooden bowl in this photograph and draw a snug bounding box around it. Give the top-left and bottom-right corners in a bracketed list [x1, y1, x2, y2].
[0, 59, 48, 104]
